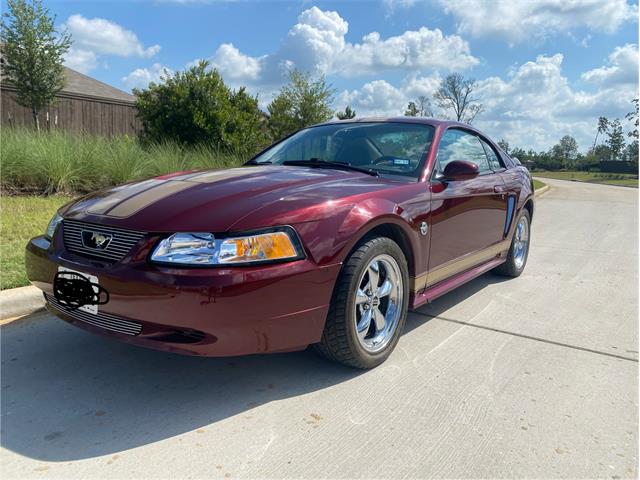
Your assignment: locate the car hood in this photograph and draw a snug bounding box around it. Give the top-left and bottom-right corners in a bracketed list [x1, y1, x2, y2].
[62, 166, 410, 232]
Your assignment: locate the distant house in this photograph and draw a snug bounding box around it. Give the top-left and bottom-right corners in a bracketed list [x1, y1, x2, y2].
[0, 65, 141, 137]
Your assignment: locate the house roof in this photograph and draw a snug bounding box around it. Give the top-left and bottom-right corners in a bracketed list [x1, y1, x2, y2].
[62, 67, 135, 103]
[0, 59, 135, 104]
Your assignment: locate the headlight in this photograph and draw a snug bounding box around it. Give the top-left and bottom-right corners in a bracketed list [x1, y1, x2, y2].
[150, 228, 303, 266]
[45, 212, 63, 239]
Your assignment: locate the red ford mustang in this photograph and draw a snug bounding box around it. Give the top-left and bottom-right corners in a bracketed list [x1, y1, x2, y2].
[26, 118, 533, 368]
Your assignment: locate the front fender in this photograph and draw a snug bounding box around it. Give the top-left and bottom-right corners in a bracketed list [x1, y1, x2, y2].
[293, 197, 423, 274]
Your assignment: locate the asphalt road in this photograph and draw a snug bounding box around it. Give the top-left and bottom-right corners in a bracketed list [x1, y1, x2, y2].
[1, 178, 638, 479]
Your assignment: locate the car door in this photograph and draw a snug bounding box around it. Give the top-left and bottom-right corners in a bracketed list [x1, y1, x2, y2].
[426, 128, 508, 287]
[478, 136, 520, 239]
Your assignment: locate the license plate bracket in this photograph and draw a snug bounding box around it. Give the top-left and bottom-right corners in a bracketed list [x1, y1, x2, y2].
[54, 267, 108, 315]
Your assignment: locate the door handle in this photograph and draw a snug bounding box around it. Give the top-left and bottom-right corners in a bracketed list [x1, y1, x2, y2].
[494, 185, 504, 193]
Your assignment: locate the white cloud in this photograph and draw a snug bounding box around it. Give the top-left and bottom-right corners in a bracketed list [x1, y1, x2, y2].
[209, 6, 478, 87]
[64, 47, 98, 74]
[335, 50, 638, 152]
[383, 0, 417, 11]
[338, 80, 408, 117]
[211, 43, 263, 81]
[338, 27, 478, 75]
[122, 63, 172, 90]
[337, 73, 442, 117]
[62, 14, 161, 73]
[439, 0, 638, 44]
[472, 52, 637, 150]
[581, 43, 639, 86]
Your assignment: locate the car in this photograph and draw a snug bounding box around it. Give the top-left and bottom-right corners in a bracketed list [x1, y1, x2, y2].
[25, 118, 533, 369]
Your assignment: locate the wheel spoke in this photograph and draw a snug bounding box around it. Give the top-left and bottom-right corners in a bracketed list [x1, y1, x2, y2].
[356, 288, 369, 305]
[368, 261, 380, 290]
[372, 307, 386, 331]
[357, 309, 372, 340]
[377, 279, 392, 298]
[352, 253, 404, 353]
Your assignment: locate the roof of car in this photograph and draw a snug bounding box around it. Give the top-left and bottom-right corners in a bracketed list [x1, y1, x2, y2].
[319, 117, 473, 129]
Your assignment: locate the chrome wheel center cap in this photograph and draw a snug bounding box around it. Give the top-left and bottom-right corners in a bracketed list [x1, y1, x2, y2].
[371, 296, 380, 308]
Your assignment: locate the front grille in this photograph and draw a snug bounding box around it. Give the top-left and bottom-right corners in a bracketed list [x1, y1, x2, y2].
[63, 220, 145, 262]
[46, 294, 143, 336]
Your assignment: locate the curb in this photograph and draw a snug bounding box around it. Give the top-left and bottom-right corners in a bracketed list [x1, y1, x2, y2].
[534, 185, 550, 197]
[0, 285, 44, 322]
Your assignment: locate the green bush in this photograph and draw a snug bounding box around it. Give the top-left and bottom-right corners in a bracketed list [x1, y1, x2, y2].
[134, 61, 269, 155]
[0, 128, 247, 194]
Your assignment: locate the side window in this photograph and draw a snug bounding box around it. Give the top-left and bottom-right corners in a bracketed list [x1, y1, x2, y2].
[479, 138, 505, 171]
[435, 129, 491, 175]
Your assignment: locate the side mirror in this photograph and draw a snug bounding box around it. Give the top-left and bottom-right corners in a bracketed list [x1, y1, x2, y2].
[442, 160, 480, 181]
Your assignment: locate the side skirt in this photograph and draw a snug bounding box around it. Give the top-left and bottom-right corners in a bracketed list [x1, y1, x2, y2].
[410, 257, 505, 309]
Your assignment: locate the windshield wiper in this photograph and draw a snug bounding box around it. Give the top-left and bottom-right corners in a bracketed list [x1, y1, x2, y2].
[282, 158, 379, 177]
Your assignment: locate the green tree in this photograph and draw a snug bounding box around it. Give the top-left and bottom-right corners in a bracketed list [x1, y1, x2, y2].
[550, 135, 578, 168]
[404, 101, 419, 117]
[559, 135, 578, 166]
[267, 70, 335, 140]
[590, 144, 612, 162]
[510, 147, 526, 160]
[134, 61, 267, 154]
[405, 96, 432, 117]
[626, 98, 638, 140]
[497, 139, 510, 153]
[593, 116, 609, 150]
[624, 140, 638, 165]
[606, 119, 625, 161]
[336, 105, 356, 120]
[433, 73, 483, 123]
[1, 0, 71, 130]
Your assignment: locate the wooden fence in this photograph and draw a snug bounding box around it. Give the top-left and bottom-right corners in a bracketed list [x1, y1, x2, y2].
[0, 86, 142, 137]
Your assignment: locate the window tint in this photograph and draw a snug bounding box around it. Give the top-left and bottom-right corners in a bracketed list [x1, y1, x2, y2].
[480, 138, 504, 170]
[435, 129, 491, 175]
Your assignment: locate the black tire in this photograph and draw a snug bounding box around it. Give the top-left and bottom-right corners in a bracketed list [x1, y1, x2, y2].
[314, 236, 409, 369]
[493, 209, 531, 278]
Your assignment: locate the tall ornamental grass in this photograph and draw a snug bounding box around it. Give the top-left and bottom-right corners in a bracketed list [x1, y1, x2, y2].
[1, 128, 247, 194]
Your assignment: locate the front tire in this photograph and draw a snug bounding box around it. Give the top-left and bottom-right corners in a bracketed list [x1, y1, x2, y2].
[315, 236, 409, 369]
[494, 209, 531, 277]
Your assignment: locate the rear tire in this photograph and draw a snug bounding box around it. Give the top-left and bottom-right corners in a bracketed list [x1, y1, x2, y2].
[494, 209, 531, 278]
[315, 236, 409, 369]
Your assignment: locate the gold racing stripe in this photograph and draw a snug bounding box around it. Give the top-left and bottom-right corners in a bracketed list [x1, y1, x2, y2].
[87, 178, 162, 215]
[106, 181, 194, 218]
[91, 168, 265, 217]
[185, 168, 265, 183]
[409, 239, 511, 292]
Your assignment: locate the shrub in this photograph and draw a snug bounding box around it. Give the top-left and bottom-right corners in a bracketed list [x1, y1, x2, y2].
[133, 61, 269, 156]
[0, 128, 246, 194]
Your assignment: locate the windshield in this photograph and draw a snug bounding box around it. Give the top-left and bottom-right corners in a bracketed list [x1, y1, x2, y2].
[251, 122, 435, 178]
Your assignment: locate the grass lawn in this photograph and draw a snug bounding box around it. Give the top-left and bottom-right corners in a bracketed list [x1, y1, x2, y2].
[1, 195, 70, 290]
[532, 179, 546, 190]
[533, 171, 638, 187]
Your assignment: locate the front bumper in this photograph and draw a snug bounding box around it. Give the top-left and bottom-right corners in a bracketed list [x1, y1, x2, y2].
[26, 235, 340, 356]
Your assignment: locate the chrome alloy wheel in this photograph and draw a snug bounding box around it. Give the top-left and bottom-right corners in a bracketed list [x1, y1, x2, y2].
[354, 254, 403, 353]
[513, 215, 530, 270]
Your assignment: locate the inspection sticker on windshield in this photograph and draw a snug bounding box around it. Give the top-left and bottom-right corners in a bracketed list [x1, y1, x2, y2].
[393, 158, 410, 165]
[57, 266, 100, 314]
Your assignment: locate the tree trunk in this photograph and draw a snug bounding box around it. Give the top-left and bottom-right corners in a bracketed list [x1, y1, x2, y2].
[32, 108, 40, 132]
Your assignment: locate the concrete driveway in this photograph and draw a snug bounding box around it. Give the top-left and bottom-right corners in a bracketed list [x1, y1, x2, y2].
[1, 178, 637, 479]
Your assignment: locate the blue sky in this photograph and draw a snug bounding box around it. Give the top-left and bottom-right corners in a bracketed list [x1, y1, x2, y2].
[8, 0, 640, 150]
